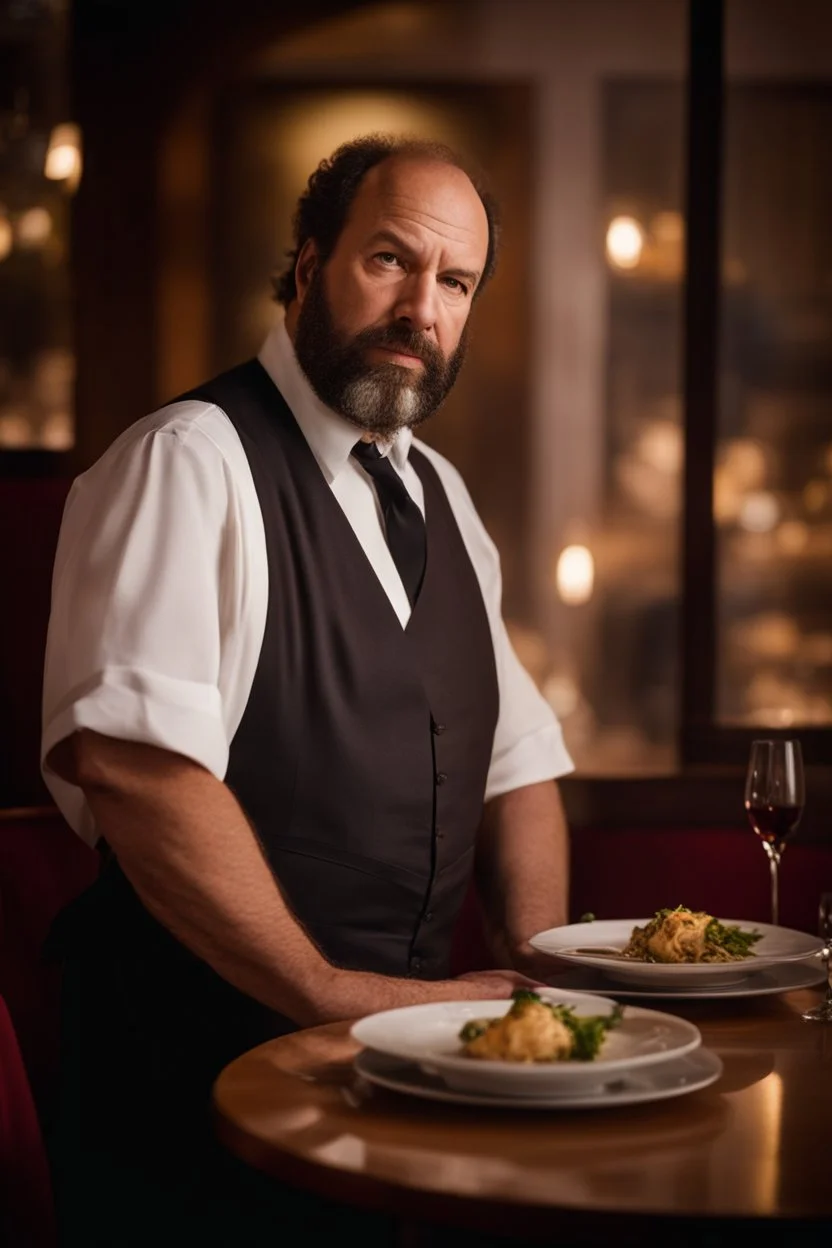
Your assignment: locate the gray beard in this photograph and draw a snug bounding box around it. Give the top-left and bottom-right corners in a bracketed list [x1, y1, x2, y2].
[341, 370, 421, 436]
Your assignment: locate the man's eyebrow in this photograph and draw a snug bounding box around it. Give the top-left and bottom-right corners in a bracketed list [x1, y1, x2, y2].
[367, 229, 481, 288]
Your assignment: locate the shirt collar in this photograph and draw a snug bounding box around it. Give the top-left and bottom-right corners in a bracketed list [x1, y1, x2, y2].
[257, 317, 413, 482]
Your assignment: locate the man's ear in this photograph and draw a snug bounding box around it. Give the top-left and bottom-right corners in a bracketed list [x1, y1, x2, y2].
[295, 240, 319, 304]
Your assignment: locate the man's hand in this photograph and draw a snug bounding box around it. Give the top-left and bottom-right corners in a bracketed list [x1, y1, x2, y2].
[502, 943, 575, 982]
[453, 968, 548, 996]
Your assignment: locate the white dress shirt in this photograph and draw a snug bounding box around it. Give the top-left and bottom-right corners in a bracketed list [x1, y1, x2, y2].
[42, 319, 573, 846]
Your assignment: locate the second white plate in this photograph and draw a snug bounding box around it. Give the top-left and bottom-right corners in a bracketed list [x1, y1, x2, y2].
[354, 1046, 724, 1110]
[545, 957, 826, 1001]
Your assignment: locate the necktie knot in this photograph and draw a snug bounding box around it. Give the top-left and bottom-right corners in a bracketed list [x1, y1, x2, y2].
[350, 440, 426, 607]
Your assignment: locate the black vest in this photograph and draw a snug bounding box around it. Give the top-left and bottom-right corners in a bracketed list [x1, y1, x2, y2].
[52, 360, 500, 1079]
[195, 360, 499, 981]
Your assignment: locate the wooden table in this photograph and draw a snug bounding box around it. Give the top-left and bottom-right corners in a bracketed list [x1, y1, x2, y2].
[212, 987, 832, 1244]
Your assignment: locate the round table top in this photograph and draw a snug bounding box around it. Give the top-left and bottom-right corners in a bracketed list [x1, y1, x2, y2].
[212, 986, 832, 1239]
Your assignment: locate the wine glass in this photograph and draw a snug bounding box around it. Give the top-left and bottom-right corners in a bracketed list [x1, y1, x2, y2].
[801, 894, 832, 1023]
[744, 739, 804, 927]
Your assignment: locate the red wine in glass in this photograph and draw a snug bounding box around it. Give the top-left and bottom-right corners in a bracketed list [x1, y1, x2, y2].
[744, 739, 805, 926]
[745, 802, 803, 848]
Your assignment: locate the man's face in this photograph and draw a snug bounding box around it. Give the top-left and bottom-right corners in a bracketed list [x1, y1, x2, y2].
[292, 156, 489, 438]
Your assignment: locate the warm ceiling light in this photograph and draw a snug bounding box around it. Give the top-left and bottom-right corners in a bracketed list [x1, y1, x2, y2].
[606, 216, 644, 270]
[556, 545, 594, 605]
[0, 214, 11, 261]
[45, 122, 82, 187]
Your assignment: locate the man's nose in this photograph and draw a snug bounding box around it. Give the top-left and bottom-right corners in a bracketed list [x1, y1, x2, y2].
[393, 272, 438, 334]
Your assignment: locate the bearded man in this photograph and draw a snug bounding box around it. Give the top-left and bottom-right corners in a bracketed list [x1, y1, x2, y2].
[41, 135, 573, 1243]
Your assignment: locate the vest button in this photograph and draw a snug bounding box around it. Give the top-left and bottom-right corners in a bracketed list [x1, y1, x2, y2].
[435, 826, 445, 839]
[411, 957, 422, 972]
[424, 911, 433, 922]
[432, 720, 446, 735]
[435, 771, 448, 786]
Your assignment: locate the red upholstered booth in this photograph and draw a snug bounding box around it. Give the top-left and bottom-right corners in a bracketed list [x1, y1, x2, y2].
[0, 806, 97, 1248]
[0, 807, 99, 1118]
[0, 991, 57, 1248]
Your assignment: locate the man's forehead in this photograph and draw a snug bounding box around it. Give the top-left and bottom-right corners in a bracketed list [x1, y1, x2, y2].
[347, 156, 488, 251]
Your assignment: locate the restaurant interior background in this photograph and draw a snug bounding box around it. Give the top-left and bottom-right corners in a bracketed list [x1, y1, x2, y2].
[1, 0, 831, 850]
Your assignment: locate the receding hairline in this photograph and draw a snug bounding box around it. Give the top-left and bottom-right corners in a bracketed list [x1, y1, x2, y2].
[361, 151, 484, 198]
[345, 153, 491, 240]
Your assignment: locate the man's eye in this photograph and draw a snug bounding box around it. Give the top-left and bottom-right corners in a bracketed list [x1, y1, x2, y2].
[375, 252, 400, 266]
[442, 276, 469, 296]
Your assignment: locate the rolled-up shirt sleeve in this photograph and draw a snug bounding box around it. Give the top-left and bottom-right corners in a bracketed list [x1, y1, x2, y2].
[41, 417, 237, 822]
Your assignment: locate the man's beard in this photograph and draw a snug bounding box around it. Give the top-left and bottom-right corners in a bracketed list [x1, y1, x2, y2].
[293, 270, 468, 438]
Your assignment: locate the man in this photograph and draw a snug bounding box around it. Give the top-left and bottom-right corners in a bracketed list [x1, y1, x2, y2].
[42, 135, 573, 1243]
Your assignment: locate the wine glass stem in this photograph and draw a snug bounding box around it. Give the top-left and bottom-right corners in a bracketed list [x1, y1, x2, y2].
[770, 858, 779, 927]
[764, 844, 780, 926]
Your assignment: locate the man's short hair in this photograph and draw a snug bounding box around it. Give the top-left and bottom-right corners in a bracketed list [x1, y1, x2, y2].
[272, 133, 500, 307]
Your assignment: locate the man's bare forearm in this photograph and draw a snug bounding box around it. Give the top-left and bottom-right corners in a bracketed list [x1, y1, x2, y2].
[62, 731, 537, 1024]
[475, 780, 570, 971]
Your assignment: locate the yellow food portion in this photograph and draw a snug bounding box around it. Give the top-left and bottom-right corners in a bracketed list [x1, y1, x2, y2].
[461, 998, 573, 1063]
[622, 907, 755, 963]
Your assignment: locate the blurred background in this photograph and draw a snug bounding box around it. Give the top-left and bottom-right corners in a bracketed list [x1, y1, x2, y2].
[1, 0, 831, 799]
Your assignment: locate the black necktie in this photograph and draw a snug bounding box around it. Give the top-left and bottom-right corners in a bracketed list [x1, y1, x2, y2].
[351, 440, 426, 607]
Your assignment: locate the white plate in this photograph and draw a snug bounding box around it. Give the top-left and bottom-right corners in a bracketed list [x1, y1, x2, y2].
[546, 958, 827, 1001]
[529, 918, 824, 988]
[350, 991, 702, 1097]
[353, 1046, 723, 1110]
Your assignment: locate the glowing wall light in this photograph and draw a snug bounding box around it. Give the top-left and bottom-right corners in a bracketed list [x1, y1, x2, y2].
[738, 491, 780, 533]
[45, 122, 82, 189]
[605, 216, 644, 270]
[556, 545, 594, 605]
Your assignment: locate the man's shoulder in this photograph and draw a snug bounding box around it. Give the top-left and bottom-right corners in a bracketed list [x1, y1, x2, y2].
[94, 391, 246, 470]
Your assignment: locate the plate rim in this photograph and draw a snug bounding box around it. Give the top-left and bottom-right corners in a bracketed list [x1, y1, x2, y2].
[353, 1046, 724, 1110]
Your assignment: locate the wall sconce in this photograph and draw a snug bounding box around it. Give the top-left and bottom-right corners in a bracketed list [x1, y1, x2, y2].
[45, 122, 83, 191]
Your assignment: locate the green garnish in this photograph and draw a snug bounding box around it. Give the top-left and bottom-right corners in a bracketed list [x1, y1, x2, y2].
[704, 918, 762, 956]
[550, 1001, 625, 1061]
[579, 912, 596, 923]
[510, 988, 544, 1006]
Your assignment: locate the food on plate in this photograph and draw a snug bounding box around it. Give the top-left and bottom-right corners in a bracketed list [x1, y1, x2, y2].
[622, 906, 762, 964]
[458, 989, 623, 1063]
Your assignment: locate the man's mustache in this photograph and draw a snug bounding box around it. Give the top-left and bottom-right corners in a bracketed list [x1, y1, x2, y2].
[352, 325, 443, 369]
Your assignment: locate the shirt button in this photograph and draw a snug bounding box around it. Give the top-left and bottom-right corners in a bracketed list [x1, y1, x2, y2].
[436, 772, 448, 786]
[432, 720, 446, 735]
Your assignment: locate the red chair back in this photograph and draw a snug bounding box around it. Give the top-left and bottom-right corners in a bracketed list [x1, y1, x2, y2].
[0, 806, 99, 1118]
[0, 991, 57, 1248]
